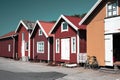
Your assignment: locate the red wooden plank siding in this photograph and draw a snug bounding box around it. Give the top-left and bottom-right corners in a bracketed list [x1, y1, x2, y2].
[17, 24, 29, 59]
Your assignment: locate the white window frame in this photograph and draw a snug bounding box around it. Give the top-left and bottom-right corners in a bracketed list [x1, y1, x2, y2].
[37, 41, 44, 53]
[61, 22, 68, 32]
[39, 29, 43, 36]
[8, 44, 11, 52]
[106, 0, 118, 17]
[25, 42, 28, 51]
[71, 37, 76, 53]
[56, 39, 60, 53]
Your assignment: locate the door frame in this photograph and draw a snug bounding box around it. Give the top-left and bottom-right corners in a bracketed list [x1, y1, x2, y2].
[105, 34, 113, 66]
[61, 38, 70, 60]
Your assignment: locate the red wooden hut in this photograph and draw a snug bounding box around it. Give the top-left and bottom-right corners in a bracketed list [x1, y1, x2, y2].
[15, 20, 35, 61]
[50, 15, 86, 64]
[31, 20, 54, 62]
[0, 31, 18, 59]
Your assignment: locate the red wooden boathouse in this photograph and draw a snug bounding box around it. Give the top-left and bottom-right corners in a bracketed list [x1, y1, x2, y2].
[15, 20, 35, 61]
[0, 31, 18, 59]
[50, 15, 86, 64]
[31, 20, 54, 62]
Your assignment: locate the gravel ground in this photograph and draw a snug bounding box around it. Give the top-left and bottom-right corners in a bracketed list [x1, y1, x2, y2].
[0, 57, 120, 80]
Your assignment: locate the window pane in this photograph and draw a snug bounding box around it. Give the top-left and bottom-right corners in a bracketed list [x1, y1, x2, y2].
[39, 29, 42, 35]
[107, 1, 117, 17]
[108, 12, 112, 16]
[113, 11, 117, 15]
[37, 42, 44, 53]
[25, 42, 28, 50]
[63, 22, 68, 30]
[108, 4, 112, 10]
[8, 44, 11, 52]
[22, 33, 24, 40]
[71, 37, 76, 53]
[56, 39, 59, 53]
[62, 22, 68, 32]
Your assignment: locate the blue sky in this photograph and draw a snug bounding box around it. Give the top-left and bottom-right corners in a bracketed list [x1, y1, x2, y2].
[0, 0, 97, 36]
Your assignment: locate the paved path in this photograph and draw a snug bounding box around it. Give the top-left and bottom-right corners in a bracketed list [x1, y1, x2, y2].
[0, 57, 120, 80]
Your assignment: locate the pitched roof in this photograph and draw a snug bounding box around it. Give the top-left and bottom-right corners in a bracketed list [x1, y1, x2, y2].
[22, 20, 35, 29]
[65, 15, 82, 28]
[49, 15, 86, 34]
[79, 0, 102, 25]
[15, 20, 35, 33]
[0, 31, 16, 39]
[31, 20, 54, 38]
[39, 21, 54, 37]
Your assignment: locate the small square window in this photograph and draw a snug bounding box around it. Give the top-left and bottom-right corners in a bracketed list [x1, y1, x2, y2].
[37, 41, 44, 53]
[56, 39, 60, 53]
[25, 42, 28, 51]
[22, 33, 24, 40]
[8, 44, 11, 52]
[61, 22, 68, 32]
[107, 1, 118, 17]
[39, 29, 42, 36]
[71, 37, 76, 53]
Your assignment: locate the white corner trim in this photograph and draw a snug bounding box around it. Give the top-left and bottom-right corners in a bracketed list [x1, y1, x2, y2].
[62, 15, 78, 31]
[15, 20, 29, 33]
[79, 0, 102, 25]
[49, 15, 63, 34]
[77, 31, 80, 63]
[48, 38, 50, 61]
[28, 33, 31, 59]
[49, 14, 78, 34]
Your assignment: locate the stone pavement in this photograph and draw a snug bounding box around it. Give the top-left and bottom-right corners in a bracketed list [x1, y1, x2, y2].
[0, 57, 120, 80]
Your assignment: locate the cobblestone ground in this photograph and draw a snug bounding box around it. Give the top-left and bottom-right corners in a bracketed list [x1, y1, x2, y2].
[0, 57, 120, 80]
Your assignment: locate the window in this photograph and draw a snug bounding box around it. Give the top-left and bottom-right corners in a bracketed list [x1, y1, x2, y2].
[8, 44, 11, 52]
[39, 29, 42, 36]
[71, 37, 76, 53]
[107, 1, 118, 17]
[37, 41, 44, 53]
[56, 39, 60, 53]
[25, 42, 28, 51]
[22, 33, 24, 40]
[61, 22, 68, 32]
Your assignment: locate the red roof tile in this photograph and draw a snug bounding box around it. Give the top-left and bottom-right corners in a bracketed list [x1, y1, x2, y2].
[0, 31, 16, 39]
[39, 21, 55, 36]
[65, 15, 86, 30]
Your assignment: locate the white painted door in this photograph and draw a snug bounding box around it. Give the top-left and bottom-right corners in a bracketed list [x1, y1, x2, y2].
[61, 38, 70, 60]
[105, 35, 113, 66]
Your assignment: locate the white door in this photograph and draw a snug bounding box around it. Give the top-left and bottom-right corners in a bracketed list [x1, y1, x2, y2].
[105, 35, 113, 66]
[61, 38, 70, 60]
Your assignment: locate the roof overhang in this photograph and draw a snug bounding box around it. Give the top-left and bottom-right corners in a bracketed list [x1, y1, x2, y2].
[79, 0, 102, 25]
[15, 20, 29, 33]
[0, 34, 17, 40]
[30, 20, 48, 38]
[49, 14, 79, 34]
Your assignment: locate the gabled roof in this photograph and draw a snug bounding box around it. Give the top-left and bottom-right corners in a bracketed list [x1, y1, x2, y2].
[0, 31, 17, 39]
[49, 15, 86, 34]
[15, 20, 35, 33]
[31, 20, 54, 38]
[79, 0, 102, 25]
